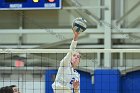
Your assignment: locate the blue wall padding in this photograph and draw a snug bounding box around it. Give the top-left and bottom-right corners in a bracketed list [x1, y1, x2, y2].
[94, 69, 121, 93]
[45, 70, 94, 93]
[45, 70, 57, 93]
[78, 70, 94, 93]
[45, 69, 140, 93]
[121, 70, 140, 93]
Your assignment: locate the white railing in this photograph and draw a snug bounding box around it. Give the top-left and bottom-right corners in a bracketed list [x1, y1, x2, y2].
[1, 49, 140, 53]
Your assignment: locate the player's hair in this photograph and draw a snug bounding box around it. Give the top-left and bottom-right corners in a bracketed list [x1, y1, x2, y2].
[71, 50, 81, 57]
[0, 86, 13, 93]
[9, 85, 17, 88]
[0, 87, 4, 93]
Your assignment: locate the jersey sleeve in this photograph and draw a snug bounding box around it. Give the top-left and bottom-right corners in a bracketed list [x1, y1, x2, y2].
[60, 40, 78, 66]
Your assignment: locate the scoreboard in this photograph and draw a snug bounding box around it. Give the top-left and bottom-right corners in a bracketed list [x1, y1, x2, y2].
[0, 0, 62, 10]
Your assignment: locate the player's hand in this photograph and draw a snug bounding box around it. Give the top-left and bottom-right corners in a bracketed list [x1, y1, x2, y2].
[73, 80, 79, 91]
[72, 28, 80, 35]
[72, 28, 80, 41]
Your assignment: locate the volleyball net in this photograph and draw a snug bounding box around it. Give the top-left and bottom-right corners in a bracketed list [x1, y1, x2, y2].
[0, 49, 140, 93]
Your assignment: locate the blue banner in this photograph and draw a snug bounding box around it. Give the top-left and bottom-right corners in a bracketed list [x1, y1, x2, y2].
[0, 0, 62, 10]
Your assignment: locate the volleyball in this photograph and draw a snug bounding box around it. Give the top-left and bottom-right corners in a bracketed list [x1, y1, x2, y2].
[72, 17, 87, 33]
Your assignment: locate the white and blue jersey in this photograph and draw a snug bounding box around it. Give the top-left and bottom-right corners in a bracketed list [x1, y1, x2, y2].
[52, 40, 80, 93]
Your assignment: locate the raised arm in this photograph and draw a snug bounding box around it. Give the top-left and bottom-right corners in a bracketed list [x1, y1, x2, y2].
[70, 30, 80, 50]
[73, 29, 80, 41]
[60, 29, 80, 66]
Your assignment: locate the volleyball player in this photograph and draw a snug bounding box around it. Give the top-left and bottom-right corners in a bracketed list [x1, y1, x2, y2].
[0, 85, 20, 93]
[0, 86, 13, 93]
[9, 85, 20, 93]
[52, 29, 81, 93]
